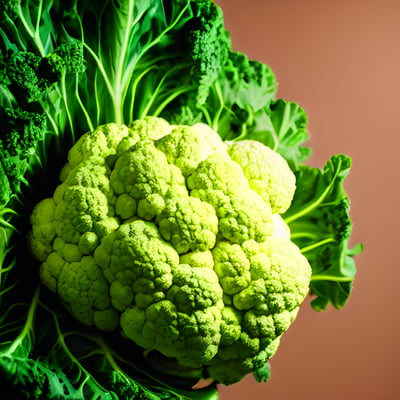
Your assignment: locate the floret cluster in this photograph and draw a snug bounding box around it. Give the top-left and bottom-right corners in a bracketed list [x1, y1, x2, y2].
[29, 117, 311, 384]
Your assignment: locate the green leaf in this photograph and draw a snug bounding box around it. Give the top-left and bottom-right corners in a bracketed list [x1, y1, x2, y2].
[283, 154, 362, 310]
[211, 97, 311, 170]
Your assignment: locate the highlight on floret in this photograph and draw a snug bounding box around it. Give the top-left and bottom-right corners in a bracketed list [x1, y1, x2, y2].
[29, 116, 311, 385]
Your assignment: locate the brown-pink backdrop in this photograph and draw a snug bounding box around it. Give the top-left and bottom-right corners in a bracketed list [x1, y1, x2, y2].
[214, 1, 399, 399]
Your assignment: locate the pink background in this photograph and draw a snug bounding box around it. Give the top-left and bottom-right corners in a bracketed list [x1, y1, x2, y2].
[214, 1, 400, 399]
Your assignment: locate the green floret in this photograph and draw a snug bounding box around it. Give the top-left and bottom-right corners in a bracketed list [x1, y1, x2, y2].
[93, 220, 179, 312]
[227, 140, 296, 213]
[187, 151, 249, 193]
[62, 123, 130, 174]
[54, 185, 117, 242]
[110, 140, 179, 220]
[179, 249, 214, 269]
[212, 242, 251, 296]
[128, 116, 172, 141]
[121, 264, 223, 369]
[29, 116, 311, 385]
[57, 255, 117, 330]
[187, 153, 274, 243]
[29, 197, 57, 262]
[155, 123, 226, 176]
[157, 196, 218, 254]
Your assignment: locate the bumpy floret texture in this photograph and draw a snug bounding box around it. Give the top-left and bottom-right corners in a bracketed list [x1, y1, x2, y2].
[29, 117, 311, 385]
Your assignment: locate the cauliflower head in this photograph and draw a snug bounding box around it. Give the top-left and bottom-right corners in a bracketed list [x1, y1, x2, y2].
[29, 117, 311, 385]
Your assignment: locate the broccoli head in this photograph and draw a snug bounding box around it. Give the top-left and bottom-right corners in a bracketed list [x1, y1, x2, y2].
[29, 117, 311, 385]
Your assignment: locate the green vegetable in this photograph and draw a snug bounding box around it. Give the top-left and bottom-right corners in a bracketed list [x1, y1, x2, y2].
[28, 117, 311, 385]
[0, 0, 362, 398]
